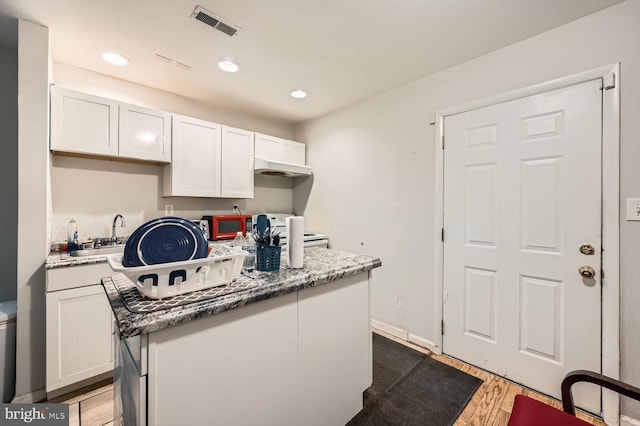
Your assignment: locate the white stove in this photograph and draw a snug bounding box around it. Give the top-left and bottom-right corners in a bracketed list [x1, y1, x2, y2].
[252, 213, 329, 249]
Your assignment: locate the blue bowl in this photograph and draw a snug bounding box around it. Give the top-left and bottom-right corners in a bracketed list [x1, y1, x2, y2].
[122, 217, 208, 267]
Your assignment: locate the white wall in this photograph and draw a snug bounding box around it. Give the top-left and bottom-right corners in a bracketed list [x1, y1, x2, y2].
[15, 19, 48, 402]
[50, 63, 295, 242]
[49, 156, 293, 241]
[0, 44, 17, 303]
[295, 0, 640, 418]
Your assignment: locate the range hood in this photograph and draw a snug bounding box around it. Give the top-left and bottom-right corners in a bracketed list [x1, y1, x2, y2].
[254, 158, 312, 177]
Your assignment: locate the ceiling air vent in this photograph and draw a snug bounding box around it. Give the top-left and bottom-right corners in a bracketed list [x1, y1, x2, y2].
[192, 6, 240, 37]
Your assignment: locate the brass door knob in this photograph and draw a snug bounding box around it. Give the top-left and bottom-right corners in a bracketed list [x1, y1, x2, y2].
[579, 266, 596, 278]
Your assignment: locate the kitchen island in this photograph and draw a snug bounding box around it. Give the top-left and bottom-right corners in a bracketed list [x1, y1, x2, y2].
[102, 247, 381, 426]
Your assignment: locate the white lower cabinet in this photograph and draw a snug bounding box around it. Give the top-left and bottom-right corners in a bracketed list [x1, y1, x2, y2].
[46, 285, 114, 392]
[117, 272, 372, 425]
[147, 292, 301, 426]
[298, 273, 371, 426]
[46, 264, 115, 393]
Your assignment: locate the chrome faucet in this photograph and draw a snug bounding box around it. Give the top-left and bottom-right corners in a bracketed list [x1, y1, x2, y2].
[112, 214, 126, 244]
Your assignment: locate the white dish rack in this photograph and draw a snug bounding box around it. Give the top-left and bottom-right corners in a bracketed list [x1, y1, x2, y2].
[107, 246, 247, 300]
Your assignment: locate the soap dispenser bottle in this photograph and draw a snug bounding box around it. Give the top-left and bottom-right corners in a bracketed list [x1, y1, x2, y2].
[67, 218, 79, 247]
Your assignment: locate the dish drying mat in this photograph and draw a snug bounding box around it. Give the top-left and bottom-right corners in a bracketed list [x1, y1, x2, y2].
[111, 273, 259, 313]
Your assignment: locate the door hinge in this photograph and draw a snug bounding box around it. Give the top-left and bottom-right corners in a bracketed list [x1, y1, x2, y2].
[441, 228, 444, 242]
[441, 320, 445, 336]
[441, 135, 445, 149]
[602, 72, 616, 90]
[601, 269, 605, 281]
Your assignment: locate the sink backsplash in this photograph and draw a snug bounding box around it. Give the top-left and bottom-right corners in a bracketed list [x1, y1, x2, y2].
[50, 236, 129, 254]
[50, 156, 295, 243]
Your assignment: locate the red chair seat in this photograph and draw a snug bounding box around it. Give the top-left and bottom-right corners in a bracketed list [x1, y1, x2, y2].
[508, 394, 592, 426]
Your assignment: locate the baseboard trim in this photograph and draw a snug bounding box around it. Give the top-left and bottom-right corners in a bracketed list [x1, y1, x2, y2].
[621, 415, 640, 426]
[372, 319, 435, 351]
[372, 319, 408, 340]
[12, 388, 47, 403]
[408, 333, 436, 352]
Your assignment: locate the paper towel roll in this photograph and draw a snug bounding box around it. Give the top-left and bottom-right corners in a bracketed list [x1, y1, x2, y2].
[286, 216, 304, 269]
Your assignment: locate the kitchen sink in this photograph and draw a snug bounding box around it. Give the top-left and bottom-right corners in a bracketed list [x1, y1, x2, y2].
[69, 244, 125, 257]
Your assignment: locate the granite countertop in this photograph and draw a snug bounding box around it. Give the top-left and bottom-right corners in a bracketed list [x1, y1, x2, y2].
[46, 252, 109, 269]
[102, 247, 382, 338]
[45, 240, 235, 269]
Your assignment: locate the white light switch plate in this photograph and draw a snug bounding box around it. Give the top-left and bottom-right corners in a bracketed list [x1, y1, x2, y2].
[626, 198, 640, 221]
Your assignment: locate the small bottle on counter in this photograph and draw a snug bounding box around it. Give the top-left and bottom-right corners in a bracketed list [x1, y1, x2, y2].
[67, 218, 79, 250]
[67, 218, 78, 243]
[232, 231, 245, 248]
[242, 232, 256, 273]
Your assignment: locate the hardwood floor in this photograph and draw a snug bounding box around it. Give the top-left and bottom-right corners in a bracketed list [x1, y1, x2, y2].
[47, 379, 115, 426]
[374, 329, 607, 426]
[47, 330, 607, 426]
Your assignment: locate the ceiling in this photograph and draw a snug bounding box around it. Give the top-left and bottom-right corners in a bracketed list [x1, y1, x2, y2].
[0, 0, 624, 123]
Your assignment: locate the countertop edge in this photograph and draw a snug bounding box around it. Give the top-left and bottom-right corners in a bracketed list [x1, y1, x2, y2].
[103, 249, 381, 338]
[46, 254, 108, 269]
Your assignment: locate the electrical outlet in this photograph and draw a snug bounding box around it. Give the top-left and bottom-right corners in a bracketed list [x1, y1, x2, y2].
[165, 204, 174, 216]
[627, 198, 640, 221]
[232, 204, 239, 210]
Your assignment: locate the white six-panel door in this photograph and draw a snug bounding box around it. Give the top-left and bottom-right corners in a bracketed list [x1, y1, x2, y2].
[443, 79, 602, 412]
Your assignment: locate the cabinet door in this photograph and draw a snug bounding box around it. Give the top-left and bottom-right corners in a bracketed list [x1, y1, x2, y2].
[148, 293, 303, 426]
[221, 126, 254, 198]
[282, 140, 306, 165]
[50, 86, 118, 156]
[255, 133, 306, 166]
[164, 115, 221, 197]
[46, 262, 113, 292]
[254, 133, 283, 161]
[298, 273, 371, 426]
[46, 285, 114, 391]
[118, 103, 171, 162]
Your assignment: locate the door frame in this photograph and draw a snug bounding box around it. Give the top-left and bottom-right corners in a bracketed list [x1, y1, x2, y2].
[432, 64, 620, 425]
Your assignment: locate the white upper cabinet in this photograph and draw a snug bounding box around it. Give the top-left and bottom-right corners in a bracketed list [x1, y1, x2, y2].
[50, 86, 118, 156]
[51, 87, 260, 198]
[254, 133, 282, 161]
[282, 140, 305, 165]
[164, 115, 222, 197]
[118, 103, 171, 162]
[50, 86, 170, 163]
[255, 133, 306, 165]
[164, 119, 255, 198]
[221, 126, 254, 198]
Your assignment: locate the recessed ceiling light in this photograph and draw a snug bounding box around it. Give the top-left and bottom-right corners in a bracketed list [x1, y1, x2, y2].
[290, 89, 307, 99]
[101, 51, 130, 66]
[218, 59, 240, 73]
